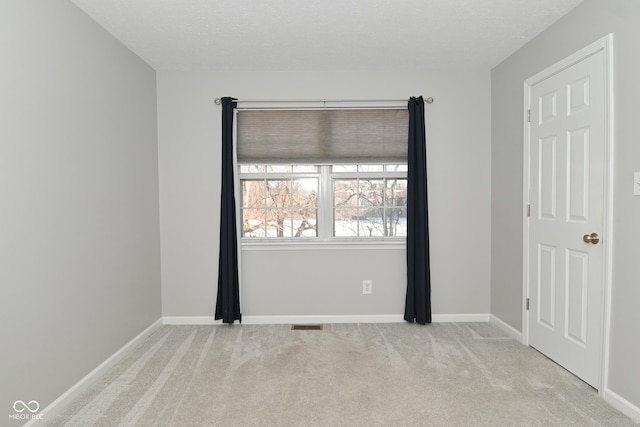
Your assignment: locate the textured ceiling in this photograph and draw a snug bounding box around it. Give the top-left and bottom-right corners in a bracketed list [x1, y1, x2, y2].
[71, 0, 584, 72]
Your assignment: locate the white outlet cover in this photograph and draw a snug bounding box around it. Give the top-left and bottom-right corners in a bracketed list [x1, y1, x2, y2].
[362, 280, 372, 295]
[634, 172, 640, 196]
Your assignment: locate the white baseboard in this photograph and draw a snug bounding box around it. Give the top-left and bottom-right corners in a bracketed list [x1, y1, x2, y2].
[163, 316, 225, 325]
[162, 315, 404, 325]
[163, 313, 491, 325]
[25, 318, 163, 426]
[603, 388, 640, 423]
[489, 314, 523, 341]
[247, 315, 406, 324]
[432, 313, 490, 323]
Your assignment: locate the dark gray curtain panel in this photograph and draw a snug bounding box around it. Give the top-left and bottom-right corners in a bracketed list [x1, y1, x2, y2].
[404, 96, 431, 324]
[215, 97, 242, 324]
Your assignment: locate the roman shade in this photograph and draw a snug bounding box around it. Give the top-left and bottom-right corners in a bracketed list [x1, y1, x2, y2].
[237, 109, 409, 163]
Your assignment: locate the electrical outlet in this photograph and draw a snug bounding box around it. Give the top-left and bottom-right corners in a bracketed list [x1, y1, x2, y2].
[362, 280, 372, 295]
[634, 172, 640, 196]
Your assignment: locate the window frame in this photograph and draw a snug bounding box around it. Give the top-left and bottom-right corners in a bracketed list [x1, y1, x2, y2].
[238, 164, 407, 245]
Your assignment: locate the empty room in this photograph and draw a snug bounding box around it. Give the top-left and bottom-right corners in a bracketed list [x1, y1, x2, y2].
[2, 0, 639, 425]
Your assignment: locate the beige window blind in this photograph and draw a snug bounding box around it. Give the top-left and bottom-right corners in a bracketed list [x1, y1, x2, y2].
[236, 109, 409, 164]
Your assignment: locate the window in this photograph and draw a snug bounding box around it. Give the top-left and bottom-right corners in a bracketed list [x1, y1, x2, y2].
[236, 107, 409, 242]
[240, 165, 319, 238]
[240, 164, 407, 240]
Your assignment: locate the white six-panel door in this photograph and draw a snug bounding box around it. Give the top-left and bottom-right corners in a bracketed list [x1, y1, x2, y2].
[527, 49, 606, 389]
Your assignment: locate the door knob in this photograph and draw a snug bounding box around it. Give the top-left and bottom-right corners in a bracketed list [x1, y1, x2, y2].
[583, 233, 600, 245]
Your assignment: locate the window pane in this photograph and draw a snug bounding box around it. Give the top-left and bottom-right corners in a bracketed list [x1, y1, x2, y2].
[385, 179, 407, 206]
[242, 180, 265, 208]
[359, 180, 384, 208]
[334, 180, 358, 207]
[384, 207, 407, 237]
[385, 164, 408, 172]
[358, 164, 384, 172]
[242, 209, 265, 237]
[358, 207, 384, 237]
[293, 209, 317, 237]
[332, 164, 358, 172]
[240, 165, 266, 173]
[241, 164, 319, 174]
[266, 165, 291, 173]
[360, 217, 385, 237]
[291, 165, 318, 173]
[334, 208, 359, 237]
[267, 180, 291, 208]
[292, 178, 318, 208]
[266, 209, 293, 237]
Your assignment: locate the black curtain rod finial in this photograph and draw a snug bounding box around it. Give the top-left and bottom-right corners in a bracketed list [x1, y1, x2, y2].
[215, 97, 237, 105]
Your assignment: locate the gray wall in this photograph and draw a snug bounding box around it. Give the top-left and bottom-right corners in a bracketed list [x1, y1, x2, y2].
[242, 247, 406, 316]
[158, 69, 491, 318]
[0, 0, 161, 417]
[491, 0, 640, 408]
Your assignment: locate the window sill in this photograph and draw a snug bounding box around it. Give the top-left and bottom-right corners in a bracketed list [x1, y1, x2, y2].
[240, 239, 406, 251]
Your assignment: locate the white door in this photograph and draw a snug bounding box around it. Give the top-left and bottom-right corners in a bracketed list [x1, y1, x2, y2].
[527, 49, 606, 388]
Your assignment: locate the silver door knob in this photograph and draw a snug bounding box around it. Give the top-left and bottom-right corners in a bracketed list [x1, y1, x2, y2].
[583, 233, 600, 245]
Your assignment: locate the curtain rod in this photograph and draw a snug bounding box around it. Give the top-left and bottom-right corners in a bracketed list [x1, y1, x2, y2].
[214, 97, 434, 105]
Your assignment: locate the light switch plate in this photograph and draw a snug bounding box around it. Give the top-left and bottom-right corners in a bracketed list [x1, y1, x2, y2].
[635, 172, 640, 196]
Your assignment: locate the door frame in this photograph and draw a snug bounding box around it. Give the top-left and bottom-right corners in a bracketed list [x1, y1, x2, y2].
[522, 34, 614, 393]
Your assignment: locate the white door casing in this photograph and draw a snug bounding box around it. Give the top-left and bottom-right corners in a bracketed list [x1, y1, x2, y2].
[523, 35, 613, 390]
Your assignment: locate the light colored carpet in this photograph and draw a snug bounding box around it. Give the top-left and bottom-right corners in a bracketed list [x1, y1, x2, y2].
[46, 323, 635, 426]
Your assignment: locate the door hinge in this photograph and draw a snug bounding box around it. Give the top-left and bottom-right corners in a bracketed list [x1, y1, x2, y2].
[526, 298, 530, 311]
[527, 204, 531, 217]
[528, 109, 531, 123]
